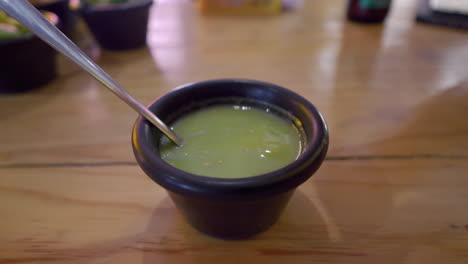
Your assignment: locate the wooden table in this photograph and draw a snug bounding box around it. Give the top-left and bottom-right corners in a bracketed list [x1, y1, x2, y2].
[1, 0, 467, 263]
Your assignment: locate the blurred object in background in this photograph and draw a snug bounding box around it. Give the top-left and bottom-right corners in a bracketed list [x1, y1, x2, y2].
[0, 11, 58, 93]
[430, 0, 468, 14]
[346, 0, 392, 23]
[282, 0, 304, 11]
[199, 0, 282, 15]
[416, 0, 468, 30]
[79, 0, 153, 50]
[28, 0, 78, 35]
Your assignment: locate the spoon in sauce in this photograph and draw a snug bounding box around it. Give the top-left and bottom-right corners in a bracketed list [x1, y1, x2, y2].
[0, 0, 183, 146]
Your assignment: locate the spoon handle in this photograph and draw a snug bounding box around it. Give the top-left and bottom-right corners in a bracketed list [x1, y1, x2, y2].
[0, 0, 183, 146]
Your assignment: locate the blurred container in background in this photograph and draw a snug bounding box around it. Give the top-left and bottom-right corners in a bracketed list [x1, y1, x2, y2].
[29, 0, 78, 35]
[80, 0, 153, 50]
[0, 11, 59, 93]
[347, 0, 392, 23]
[282, 0, 303, 11]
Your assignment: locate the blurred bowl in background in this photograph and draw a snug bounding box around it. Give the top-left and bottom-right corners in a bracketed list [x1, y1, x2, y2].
[79, 0, 153, 50]
[0, 11, 59, 93]
[30, 0, 78, 35]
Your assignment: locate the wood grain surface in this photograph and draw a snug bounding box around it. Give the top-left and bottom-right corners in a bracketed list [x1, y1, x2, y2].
[0, 0, 467, 263]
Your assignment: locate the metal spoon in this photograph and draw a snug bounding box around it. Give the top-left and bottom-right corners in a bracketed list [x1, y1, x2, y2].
[0, 0, 183, 146]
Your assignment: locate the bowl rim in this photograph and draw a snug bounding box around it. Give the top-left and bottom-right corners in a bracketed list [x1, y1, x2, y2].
[132, 79, 329, 199]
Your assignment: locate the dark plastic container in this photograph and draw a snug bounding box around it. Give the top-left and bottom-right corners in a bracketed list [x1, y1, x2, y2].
[80, 0, 153, 50]
[0, 12, 58, 93]
[347, 0, 392, 23]
[132, 79, 329, 239]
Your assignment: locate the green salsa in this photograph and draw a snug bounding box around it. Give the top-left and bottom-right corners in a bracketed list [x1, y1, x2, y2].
[159, 104, 302, 179]
[0, 10, 29, 40]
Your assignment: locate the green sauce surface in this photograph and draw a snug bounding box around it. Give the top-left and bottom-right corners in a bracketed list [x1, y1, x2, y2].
[159, 105, 302, 179]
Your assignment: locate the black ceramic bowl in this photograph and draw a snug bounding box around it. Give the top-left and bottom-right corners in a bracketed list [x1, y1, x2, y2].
[132, 79, 329, 239]
[80, 0, 153, 50]
[32, 0, 76, 35]
[0, 12, 58, 93]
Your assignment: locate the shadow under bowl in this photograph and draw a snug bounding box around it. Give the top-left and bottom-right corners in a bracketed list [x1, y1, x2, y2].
[132, 79, 329, 239]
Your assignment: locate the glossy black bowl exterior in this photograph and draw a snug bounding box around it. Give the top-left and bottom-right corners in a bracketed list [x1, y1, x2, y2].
[80, 0, 153, 50]
[0, 12, 58, 93]
[132, 79, 329, 239]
